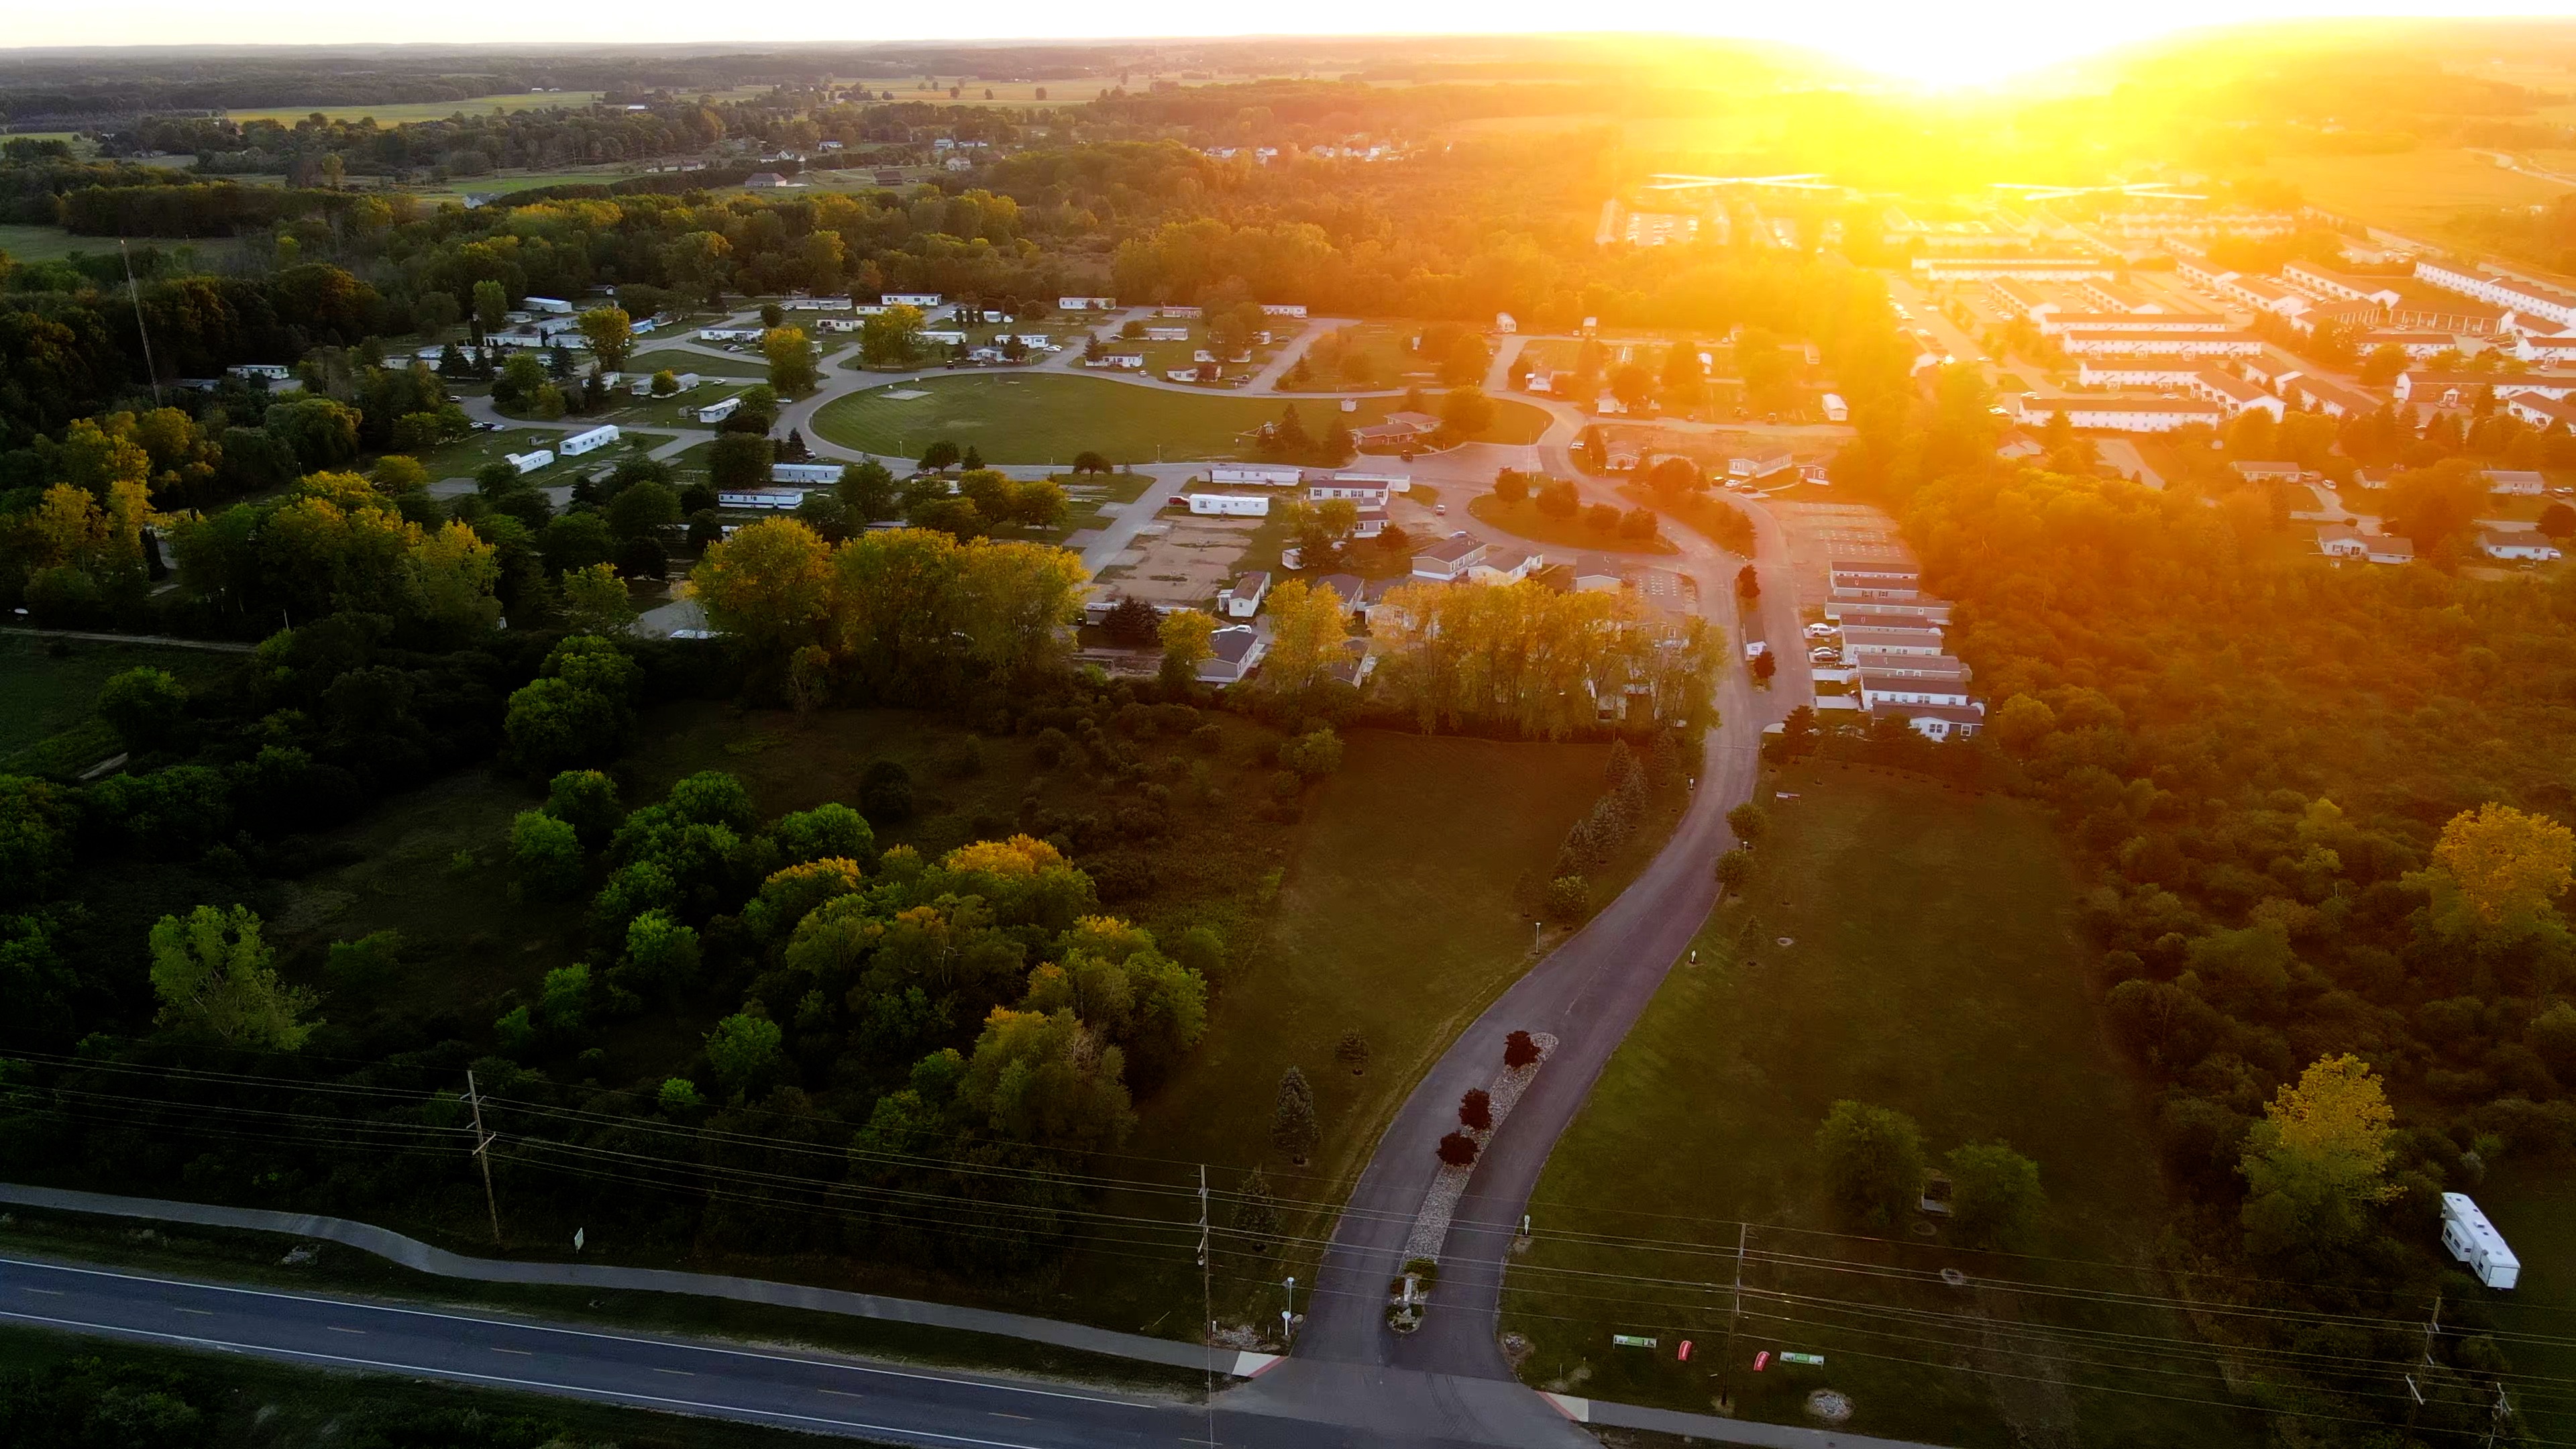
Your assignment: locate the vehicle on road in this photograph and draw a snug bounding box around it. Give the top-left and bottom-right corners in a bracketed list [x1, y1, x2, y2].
[1436, 503, 1448, 515]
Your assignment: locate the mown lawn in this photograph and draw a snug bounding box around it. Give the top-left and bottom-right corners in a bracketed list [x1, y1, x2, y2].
[1468, 492, 1678, 554]
[810, 374, 1548, 465]
[1057, 729, 1680, 1336]
[1501, 761, 2249, 1448]
[630, 347, 769, 380]
[0, 223, 240, 266]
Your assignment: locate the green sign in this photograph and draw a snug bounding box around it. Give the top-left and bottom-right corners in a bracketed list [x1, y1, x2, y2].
[1611, 1334, 1658, 1348]
[1780, 1352, 1825, 1366]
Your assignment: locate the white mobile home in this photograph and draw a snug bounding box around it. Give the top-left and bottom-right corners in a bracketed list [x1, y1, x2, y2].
[718, 488, 808, 510]
[1057, 296, 1118, 310]
[884, 292, 943, 307]
[698, 328, 761, 343]
[1187, 493, 1271, 517]
[2440, 1193, 2520, 1289]
[772, 462, 844, 485]
[504, 449, 555, 474]
[1210, 464, 1303, 488]
[524, 296, 575, 315]
[1821, 392, 1849, 422]
[696, 396, 743, 425]
[1260, 303, 1309, 318]
[559, 425, 621, 457]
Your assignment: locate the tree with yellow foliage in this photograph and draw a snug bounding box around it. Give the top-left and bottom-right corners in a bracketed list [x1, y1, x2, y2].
[2239, 1054, 2398, 1258]
[692, 517, 835, 659]
[2415, 802, 2574, 943]
[1158, 607, 1217, 689]
[1259, 578, 1351, 694]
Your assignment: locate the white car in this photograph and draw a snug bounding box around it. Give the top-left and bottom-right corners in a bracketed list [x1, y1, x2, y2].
[1744, 640, 1768, 661]
[1803, 623, 1838, 640]
[1809, 646, 1839, 664]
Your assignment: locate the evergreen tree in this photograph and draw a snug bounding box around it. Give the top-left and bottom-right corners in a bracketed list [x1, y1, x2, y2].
[1232, 1167, 1280, 1251]
[1271, 1066, 1318, 1164]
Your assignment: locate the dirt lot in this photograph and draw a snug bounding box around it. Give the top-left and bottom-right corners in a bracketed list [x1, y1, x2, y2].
[1091, 515, 1263, 607]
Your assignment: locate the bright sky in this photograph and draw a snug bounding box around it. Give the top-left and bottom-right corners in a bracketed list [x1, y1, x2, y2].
[11, 3, 2572, 89]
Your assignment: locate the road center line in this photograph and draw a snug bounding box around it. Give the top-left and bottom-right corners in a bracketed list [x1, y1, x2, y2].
[655, 1367, 692, 1376]
[491, 1346, 531, 1355]
[172, 1307, 213, 1316]
[329, 1326, 365, 1334]
[20, 1287, 63, 1295]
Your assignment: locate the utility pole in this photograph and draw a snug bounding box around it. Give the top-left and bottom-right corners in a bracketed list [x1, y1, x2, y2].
[1715, 1222, 1749, 1412]
[2484, 1384, 2512, 1449]
[120, 239, 162, 409]
[1198, 1164, 1218, 1449]
[2422, 1291, 2443, 1366]
[466, 1070, 502, 1244]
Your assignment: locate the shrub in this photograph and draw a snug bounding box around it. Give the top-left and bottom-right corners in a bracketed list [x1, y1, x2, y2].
[97, 667, 191, 753]
[1459, 1088, 1493, 1132]
[1271, 1067, 1319, 1163]
[1335, 1030, 1371, 1075]
[325, 928, 402, 984]
[657, 1077, 702, 1113]
[1725, 801, 1769, 843]
[1189, 724, 1224, 754]
[1544, 874, 1590, 923]
[1715, 848, 1754, 890]
[1946, 1142, 2046, 1249]
[1503, 1030, 1541, 1070]
[1437, 1132, 1479, 1167]
[545, 769, 624, 849]
[509, 810, 585, 898]
[1269, 768, 1306, 801]
[1277, 727, 1345, 779]
[1034, 727, 1073, 769]
[773, 802, 873, 864]
[858, 759, 915, 820]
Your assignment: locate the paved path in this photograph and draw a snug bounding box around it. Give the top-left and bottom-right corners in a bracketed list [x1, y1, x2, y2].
[1230, 443, 1811, 1441]
[0, 1183, 1255, 1377]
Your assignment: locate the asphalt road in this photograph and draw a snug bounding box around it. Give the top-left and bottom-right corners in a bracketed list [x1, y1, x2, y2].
[1230, 435, 1805, 1443]
[0, 1254, 1544, 1449]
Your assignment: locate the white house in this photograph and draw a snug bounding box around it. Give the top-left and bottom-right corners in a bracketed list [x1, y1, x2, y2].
[2035, 312, 2233, 336]
[2057, 328, 2263, 357]
[2282, 262, 2404, 309]
[1307, 476, 1391, 505]
[1820, 392, 1849, 422]
[1469, 547, 1543, 584]
[1912, 258, 2114, 282]
[717, 488, 808, 510]
[1260, 303, 1309, 318]
[2485, 469, 2547, 496]
[2015, 396, 2226, 433]
[1219, 571, 1271, 619]
[1145, 326, 1191, 341]
[783, 296, 853, 311]
[1198, 625, 1267, 685]
[504, 449, 555, 474]
[2316, 523, 2370, 559]
[1186, 493, 1271, 517]
[698, 328, 761, 343]
[2414, 258, 2576, 332]
[1495, 312, 1517, 333]
[2483, 530, 2563, 561]
[524, 296, 575, 315]
[1211, 464, 1303, 488]
[772, 462, 843, 485]
[2077, 357, 2205, 388]
[1057, 296, 1118, 310]
[1839, 627, 1947, 657]
[1086, 353, 1146, 370]
[559, 424, 621, 457]
[920, 330, 967, 345]
[227, 363, 294, 381]
[884, 292, 943, 307]
[1412, 533, 1489, 581]
[2367, 535, 2417, 566]
[1159, 305, 1203, 319]
[697, 396, 744, 425]
[1728, 448, 1794, 480]
[1859, 672, 1978, 710]
[2194, 370, 2286, 419]
[1870, 702, 1985, 741]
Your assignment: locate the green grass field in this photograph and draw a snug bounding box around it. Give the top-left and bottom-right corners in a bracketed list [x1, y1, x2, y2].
[1057, 729, 1678, 1334]
[631, 346, 769, 380]
[2249, 149, 2569, 235]
[0, 223, 239, 266]
[810, 374, 1548, 465]
[0, 633, 239, 776]
[1501, 762, 2250, 1448]
[221, 91, 613, 125]
[1468, 492, 1678, 554]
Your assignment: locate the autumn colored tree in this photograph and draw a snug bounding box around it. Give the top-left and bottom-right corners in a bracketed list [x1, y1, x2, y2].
[2414, 801, 2574, 943]
[2239, 1055, 2398, 1257]
[1159, 608, 1218, 690]
[763, 326, 818, 394]
[691, 517, 835, 661]
[1503, 1029, 1541, 1069]
[1437, 1132, 1479, 1167]
[577, 307, 635, 372]
[1260, 578, 1352, 694]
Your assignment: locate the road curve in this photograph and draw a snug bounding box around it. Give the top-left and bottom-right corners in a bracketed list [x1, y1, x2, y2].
[1228, 452, 1806, 1442]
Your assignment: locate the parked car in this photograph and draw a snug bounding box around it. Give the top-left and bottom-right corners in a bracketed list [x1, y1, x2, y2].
[1435, 503, 1448, 516]
[1809, 646, 1839, 664]
[1804, 623, 1838, 639]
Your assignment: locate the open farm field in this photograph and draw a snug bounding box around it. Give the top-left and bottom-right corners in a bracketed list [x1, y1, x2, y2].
[812, 374, 1545, 465]
[2249, 148, 2569, 233]
[1502, 763, 2241, 1448]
